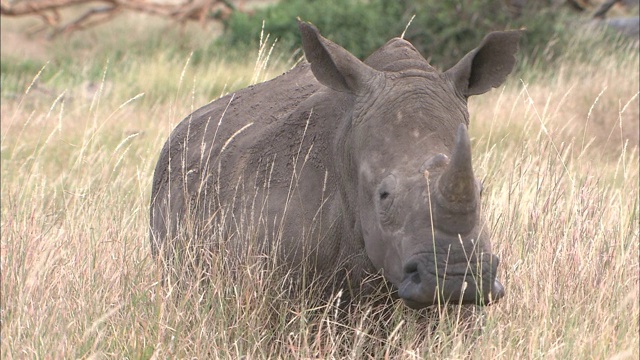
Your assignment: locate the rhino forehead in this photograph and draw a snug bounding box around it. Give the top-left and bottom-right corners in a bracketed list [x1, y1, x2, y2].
[365, 38, 436, 73]
[353, 78, 469, 135]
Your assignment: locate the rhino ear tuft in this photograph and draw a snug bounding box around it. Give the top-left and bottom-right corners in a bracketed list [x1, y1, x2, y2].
[445, 30, 522, 97]
[298, 20, 380, 94]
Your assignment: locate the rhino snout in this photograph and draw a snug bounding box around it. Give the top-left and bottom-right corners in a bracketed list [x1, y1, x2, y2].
[397, 253, 504, 308]
[491, 278, 505, 302]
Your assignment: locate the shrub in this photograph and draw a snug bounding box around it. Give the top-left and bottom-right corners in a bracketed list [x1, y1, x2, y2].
[223, 0, 406, 59]
[222, 0, 626, 71]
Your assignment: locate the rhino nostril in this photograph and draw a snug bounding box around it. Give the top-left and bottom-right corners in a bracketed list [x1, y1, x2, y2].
[403, 261, 422, 284]
[404, 261, 418, 274]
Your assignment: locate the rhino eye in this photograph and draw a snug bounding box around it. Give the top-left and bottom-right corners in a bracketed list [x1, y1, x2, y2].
[377, 174, 397, 206]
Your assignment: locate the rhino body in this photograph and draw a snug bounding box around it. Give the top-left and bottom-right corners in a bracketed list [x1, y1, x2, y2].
[150, 22, 520, 308]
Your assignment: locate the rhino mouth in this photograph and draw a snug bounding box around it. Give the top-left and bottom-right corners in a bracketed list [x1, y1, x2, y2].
[401, 279, 504, 309]
[397, 253, 504, 308]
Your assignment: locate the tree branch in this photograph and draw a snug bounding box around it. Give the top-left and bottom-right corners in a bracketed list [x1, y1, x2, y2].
[1, 0, 236, 37]
[593, 0, 621, 18]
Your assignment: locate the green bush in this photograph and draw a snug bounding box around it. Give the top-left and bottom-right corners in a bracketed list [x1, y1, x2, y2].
[403, 2, 509, 64]
[221, 0, 620, 71]
[223, 0, 406, 59]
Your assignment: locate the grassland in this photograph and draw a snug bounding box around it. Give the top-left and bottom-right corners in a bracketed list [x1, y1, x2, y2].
[1, 13, 638, 359]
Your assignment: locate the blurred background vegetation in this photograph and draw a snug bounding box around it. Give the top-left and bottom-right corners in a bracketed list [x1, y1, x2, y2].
[2, 0, 639, 74]
[223, 0, 638, 68]
[1, 0, 638, 127]
[225, 0, 555, 67]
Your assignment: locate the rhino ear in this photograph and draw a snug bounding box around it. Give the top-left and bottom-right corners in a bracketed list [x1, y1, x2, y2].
[445, 31, 522, 97]
[298, 20, 381, 94]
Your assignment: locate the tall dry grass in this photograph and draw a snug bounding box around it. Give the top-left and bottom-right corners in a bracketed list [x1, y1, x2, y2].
[1, 20, 638, 358]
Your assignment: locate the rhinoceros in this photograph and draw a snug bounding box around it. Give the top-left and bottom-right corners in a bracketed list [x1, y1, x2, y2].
[150, 21, 520, 309]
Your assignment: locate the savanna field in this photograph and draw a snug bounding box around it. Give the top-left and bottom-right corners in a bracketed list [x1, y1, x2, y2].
[1, 10, 639, 359]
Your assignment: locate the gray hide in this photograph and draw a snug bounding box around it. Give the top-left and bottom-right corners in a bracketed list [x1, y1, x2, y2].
[150, 21, 521, 308]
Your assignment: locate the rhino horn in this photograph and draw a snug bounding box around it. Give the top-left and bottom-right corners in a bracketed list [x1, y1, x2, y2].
[434, 124, 478, 233]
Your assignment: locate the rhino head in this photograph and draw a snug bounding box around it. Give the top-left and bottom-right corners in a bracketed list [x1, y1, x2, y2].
[299, 21, 520, 308]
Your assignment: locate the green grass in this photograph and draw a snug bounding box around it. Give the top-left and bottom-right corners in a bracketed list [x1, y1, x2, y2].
[1, 13, 639, 359]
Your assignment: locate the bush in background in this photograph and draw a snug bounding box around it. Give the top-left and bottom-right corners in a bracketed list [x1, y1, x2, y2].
[223, 0, 406, 59]
[222, 0, 630, 69]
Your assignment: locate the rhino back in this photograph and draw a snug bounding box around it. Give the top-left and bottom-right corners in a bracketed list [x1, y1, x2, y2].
[150, 63, 341, 261]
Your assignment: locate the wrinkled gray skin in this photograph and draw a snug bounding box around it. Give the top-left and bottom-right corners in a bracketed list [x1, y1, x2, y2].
[150, 21, 520, 309]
